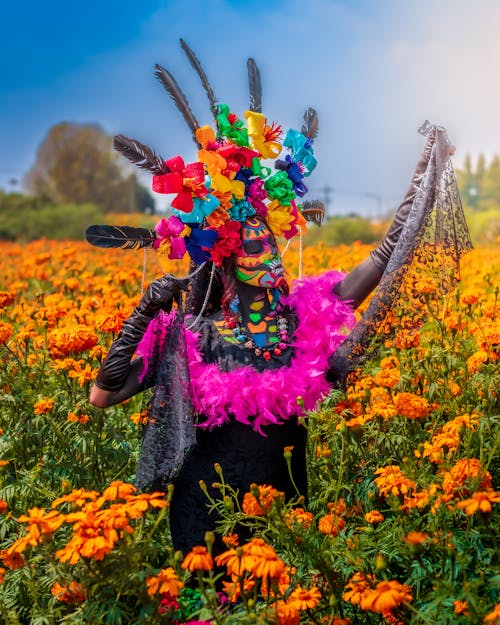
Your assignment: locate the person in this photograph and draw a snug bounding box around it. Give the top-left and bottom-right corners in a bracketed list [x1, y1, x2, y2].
[87, 44, 471, 555]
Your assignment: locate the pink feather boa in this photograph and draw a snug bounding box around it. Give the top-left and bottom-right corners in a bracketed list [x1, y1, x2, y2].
[138, 271, 355, 434]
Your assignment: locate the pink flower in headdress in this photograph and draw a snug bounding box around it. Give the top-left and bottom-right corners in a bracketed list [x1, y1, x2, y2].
[209, 220, 242, 266]
[154, 216, 189, 260]
[247, 178, 268, 217]
[152, 155, 208, 213]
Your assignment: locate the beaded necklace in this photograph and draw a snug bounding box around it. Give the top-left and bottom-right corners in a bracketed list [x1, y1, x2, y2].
[224, 296, 291, 360]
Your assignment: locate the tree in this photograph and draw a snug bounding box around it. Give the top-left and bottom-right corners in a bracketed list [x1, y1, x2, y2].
[24, 122, 155, 214]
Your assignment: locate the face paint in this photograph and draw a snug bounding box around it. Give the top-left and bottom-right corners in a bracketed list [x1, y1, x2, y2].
[234, 216, 285, 288]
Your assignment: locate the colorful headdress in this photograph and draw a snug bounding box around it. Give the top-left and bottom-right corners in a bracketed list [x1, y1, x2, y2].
[86, 39, 325, 266]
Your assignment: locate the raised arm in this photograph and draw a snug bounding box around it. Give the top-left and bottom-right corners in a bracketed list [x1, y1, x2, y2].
[89, 276, 188, 408]
[333, 130, 437, 309]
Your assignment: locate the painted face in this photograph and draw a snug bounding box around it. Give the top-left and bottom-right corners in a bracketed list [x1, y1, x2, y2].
[234, 216, 285, 288]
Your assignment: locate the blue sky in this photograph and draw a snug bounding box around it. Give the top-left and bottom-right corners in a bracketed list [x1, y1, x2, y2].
[2, 0, 499, 216]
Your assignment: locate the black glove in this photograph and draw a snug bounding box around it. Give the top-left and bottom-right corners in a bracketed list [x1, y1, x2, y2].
[95, 276, 189, 392]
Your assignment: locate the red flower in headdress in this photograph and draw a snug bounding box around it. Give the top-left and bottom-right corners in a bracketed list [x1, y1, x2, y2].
[152, 155, 208, 212]
[209, 220, 242, 266]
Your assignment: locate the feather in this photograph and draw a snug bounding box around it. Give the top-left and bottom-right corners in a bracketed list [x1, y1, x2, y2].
[113, 135, 168, 175]
[154, 64, 200, 142]
[86, 225, 156, 250]
[179, 38, 218, 121]
[301, 108, 319, 140]
[301, 200, 325, 226]
[247, 58, 262, 113]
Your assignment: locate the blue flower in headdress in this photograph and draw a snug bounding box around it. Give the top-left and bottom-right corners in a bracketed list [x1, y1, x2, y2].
[173, 194, 220, 224]
[185, 224, 218, 265]
[229, 199, 256, 222]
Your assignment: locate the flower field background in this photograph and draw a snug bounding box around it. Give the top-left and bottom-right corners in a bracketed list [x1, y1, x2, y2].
[0, 237, 498, 625]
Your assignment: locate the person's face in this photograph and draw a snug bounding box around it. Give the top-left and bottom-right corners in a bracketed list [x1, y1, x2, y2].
[234, 216, 285, 288]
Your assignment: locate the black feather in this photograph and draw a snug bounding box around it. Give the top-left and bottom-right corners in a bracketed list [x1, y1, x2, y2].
[301, 108, 319, 140]
[247, 58, 262, 113]
[180, 38, 218, 121]
[113, 135, 168, 175]
[86, 225, 156, 250]
[154, 64, 200, 142]
[301, 200, 325, 226]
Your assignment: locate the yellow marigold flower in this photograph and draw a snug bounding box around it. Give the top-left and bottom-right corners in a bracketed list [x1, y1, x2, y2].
[456, 491, 500, 515]
[182, 545, 213, 571]
[33, 398, 55, 415]
[287, 585, 321, 610]
[51, 580, 86, 604]
[0, 322, 14, 344]
[275, 600, 300, 625]
[146, 567, 183, 596]
[483, 603, 500, 624]
[364, 510, 384, 524]
[393, 393, 431, 420]
[317, 513, 346, 536]
[359, 580, 413, 613]
[242, 484, 284, 516]
[403, 531, 429, 546]
[374, 466, 416, 498]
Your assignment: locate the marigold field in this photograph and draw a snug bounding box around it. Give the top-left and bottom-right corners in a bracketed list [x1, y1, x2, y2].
[0, 237, 498, 625]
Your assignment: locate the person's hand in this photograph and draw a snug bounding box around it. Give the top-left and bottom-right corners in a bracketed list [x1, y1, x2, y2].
[137, 276, 190, 318]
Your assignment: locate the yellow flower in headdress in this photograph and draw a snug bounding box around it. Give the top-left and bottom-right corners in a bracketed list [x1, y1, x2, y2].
[266, 201, 295, 238]
[245, 111, 283, 159]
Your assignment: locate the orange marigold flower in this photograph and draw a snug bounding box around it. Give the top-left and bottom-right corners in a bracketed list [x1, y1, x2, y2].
[285, 507, 314, 529]
[17, 507, 65, 545]
[0, 322, 13, 344]
[403, 531, 430, 546]
[67, 412, 90, 424]
[483, 604, 500, 624]
[342, 572, 374, 605]
[393, 393, 431, 420]
[0, 460, 9, 468]
[0, 500, 7, 514]
[317, 513, 346, 536]
[0, 547, 26, 570]
[48, 325, 98, 358]
[467, 350, 489, 374]
[0, 292, 15, 307]
[456, 491, 500, 515]
[222, 533, 239, 547]
[33, 398, 55, 414]
[365, 510, 384, 524]
[374, 466, 416, 498]
[182, 545, 213, 571]
[0, 567, 5, 584]
[441, 458, 492, 498]
[146, 567, 183, 596]
[94, 309, 126, 333]
[287, 585, 321, 610]
[68, 362, 97, 386]
[99, 481, 136, 503]
[242, 484, 284, 516]
[51, 580, 86, 603]
[275, 599, 301, 625]
[244, 537, 286, 579]
[454, 600, 469, 615]
[359, 580, 413, 613]
[52, 488, 100, 509]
